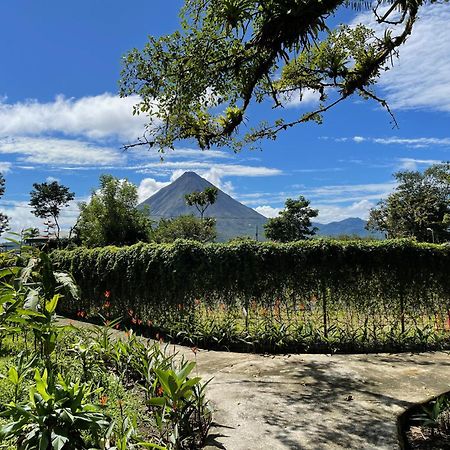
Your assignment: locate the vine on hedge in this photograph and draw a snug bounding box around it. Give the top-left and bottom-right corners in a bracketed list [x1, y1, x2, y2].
[50, 239, 450, 353]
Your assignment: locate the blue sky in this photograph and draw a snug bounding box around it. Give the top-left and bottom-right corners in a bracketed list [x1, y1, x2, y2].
[0, 0, 449, 232]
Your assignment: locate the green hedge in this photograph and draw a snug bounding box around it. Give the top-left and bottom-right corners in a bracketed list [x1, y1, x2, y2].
[51, 239, 450, 352]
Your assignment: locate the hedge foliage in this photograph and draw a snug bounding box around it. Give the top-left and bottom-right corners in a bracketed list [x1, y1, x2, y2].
[50, 239, 450, 352]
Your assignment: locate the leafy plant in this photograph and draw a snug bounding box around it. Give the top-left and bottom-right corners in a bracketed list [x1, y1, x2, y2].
[0, 370, 110, 450]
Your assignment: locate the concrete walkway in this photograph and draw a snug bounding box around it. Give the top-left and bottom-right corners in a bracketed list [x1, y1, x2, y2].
[177, 348, 450, 450]
[61, 320, 450, 449]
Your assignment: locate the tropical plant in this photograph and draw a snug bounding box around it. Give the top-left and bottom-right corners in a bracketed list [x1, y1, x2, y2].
[0, 370, 110, 450]
[148, 361, 211, 449]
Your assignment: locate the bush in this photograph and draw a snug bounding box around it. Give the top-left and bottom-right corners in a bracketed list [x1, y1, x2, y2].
[51, 239, 450, 353]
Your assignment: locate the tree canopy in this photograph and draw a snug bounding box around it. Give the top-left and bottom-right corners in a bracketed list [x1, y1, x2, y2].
[153, 215, 217, 243]
[185, 187, 218, 219]
[0, 173, 9, 236]
[264, 196, 318, 242]
[29, 181, 75, 239]
[120, 0, 447, 151]
[75, 175, 153, 247]
[367, 162, 450, 242]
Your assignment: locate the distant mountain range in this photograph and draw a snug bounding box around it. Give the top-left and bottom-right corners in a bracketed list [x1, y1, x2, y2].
[138, 172, 382, 241]
[314, 217, 382, 238]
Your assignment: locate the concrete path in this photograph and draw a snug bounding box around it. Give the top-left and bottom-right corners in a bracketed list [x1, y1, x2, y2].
[60, 320, 450, 449]
[177, 348, 450, 450]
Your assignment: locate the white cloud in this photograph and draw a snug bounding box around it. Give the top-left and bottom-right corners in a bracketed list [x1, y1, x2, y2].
[0, 136, 124, 166]
[45, 176, 60, 183]
[332, 135, 450, 148]
[137, 178, 170, 203]
[254, 205, 281, 218]
[355, 3, 450, 112]
[137, 162, 282, 177]
[0, 93, 147, 141]
[0, 162, 12, 174]
[280, 88, 321, 108]
[316, 200, 375, 223]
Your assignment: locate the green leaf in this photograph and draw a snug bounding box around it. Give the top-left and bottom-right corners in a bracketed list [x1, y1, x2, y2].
[51, 433, 69, 450]
[147, 397, 166, 407]
[7, 366, 19, 385]
[45, 294, 60, 314]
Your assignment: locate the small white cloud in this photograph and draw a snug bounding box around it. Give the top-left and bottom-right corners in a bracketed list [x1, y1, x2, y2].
[0, 161, 12, 174]
[280, 88, 321, 109]
[353, 136, 365, 143]
[45, 176, 60, 183]
[397, 158, 442, 170]
[137, 178, 170, 203]
[254, 205, 281, 218]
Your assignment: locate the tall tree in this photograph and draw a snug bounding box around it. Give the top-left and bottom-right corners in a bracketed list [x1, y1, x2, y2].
[76, 175, 153, 247]
[367, 163, 450, 242]
[0, 173, 9, 236]
[264, 196, 318, 242]
[153, 215, 217, 243]
[120, 0, 446, 151]
[29, 181, 75, 240]
[185, 187, 218, 220]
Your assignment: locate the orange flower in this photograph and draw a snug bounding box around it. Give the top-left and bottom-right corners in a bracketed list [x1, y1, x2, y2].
[99, 395, 108, 406]
[156, 386, 164, 396]
[104, 301, 111, 309]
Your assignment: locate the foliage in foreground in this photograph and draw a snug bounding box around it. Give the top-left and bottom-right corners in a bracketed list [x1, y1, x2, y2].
[0, 235, 211, 449]
[51, 239, 450, 353]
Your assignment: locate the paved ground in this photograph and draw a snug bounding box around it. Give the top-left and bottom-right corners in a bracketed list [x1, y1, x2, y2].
[175, 348, 450, 450]
[61, 320, 450, 449]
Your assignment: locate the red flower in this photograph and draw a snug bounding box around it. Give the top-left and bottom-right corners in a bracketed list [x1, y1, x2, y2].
[156, 386, 164, 396]
[104, 290, 111, 298]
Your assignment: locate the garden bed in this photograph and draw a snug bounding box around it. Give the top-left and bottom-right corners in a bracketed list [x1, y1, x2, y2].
[399, 392, 450, 449]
